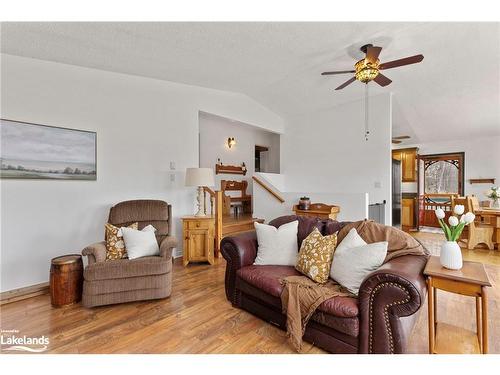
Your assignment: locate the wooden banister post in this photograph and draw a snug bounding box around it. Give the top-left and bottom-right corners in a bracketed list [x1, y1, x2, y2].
[215, 190, 223, 256]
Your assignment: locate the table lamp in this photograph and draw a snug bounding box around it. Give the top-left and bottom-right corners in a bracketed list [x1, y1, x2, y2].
[185, 167, 215, 216]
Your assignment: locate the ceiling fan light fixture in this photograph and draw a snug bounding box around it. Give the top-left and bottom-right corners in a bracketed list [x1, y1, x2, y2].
[355, 58, 380, 83]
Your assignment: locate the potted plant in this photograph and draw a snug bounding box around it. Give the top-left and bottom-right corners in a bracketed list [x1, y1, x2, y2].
[485, 186, 499, 208]
[434, 205, 475, 270]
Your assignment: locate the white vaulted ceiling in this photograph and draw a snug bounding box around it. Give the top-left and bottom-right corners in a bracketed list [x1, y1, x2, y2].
[1, 22, 499, 143]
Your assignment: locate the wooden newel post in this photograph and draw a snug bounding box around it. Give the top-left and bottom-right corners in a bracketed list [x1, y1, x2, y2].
[215, 190, 223, 256]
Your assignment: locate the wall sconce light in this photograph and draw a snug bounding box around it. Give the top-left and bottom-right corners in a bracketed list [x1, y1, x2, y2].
[227, 137, 236, 148]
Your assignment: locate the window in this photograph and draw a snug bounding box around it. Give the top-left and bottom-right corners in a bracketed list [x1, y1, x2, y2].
[421, 153, 464, 195]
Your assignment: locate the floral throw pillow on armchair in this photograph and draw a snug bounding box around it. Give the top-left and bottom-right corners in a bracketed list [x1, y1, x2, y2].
[104, 222, 138, 260]
[295, 228, 337, 283]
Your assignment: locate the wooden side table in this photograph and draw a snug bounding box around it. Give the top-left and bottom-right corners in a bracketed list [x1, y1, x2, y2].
[424, 256, 491, 354]
[50, 254, 83, 307]
[182, 216, 215, 266]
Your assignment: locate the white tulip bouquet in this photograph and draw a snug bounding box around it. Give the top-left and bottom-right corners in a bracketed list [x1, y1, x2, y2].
[486, 187, 499, 208]
[434, 205, 475, 241]
[486, 186, 499, 200]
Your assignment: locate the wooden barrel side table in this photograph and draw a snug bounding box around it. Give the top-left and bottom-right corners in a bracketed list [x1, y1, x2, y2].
[50, 254, 83, 307]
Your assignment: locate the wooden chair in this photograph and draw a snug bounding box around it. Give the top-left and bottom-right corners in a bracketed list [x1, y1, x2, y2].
[452, 196, 494, 250]
[221, 180, 252, 216]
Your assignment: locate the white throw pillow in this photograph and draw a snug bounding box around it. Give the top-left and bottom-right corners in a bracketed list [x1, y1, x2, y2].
[254, 220, 298, 266]
[334, 228, 367, 254]
[121, 225, 160, 260]
[330, 241, 388, 295]
[329, 228, 367, 279]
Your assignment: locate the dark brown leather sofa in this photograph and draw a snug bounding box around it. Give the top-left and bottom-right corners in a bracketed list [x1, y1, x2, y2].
[221, 215, 428, 354]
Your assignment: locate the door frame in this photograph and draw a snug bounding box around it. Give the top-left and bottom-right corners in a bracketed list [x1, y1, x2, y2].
[418, 152, 465, 229]
[419, 152, 465, 195]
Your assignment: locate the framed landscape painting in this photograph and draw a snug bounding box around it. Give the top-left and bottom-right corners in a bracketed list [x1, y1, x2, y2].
[0, 119, 96, 180]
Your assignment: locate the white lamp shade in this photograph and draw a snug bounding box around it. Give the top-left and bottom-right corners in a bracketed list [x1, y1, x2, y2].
[185, 168, 215, 187]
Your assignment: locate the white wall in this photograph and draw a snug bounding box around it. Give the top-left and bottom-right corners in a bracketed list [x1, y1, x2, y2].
[0, 54, 284, 292]
[253, 185, 369, 224]
[253, 173, 368, 223]
[396, 136, 500, 199]
[281, 93, 393, 224]
[256, 172, 285, 192]
[199, 112, 280, 196]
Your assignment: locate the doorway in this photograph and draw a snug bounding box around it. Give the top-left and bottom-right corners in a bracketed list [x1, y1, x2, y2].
[254, 145, 269, 173]
[418, 152, 465, 228]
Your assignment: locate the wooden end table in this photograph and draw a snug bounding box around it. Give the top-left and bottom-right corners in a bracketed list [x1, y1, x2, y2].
[424, 256, 491, 354]
[182, 216, 215, 266]
[50, 254, 83, 307]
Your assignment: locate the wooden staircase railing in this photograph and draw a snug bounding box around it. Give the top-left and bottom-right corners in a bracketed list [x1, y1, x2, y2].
[203, 187, 223, 255]
[252, 175, 285, 203]
[205, 178, 274, 254]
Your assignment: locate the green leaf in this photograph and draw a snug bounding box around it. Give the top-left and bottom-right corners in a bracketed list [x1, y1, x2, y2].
[439, 218, 452, 241]
[452, 222, 466, 241]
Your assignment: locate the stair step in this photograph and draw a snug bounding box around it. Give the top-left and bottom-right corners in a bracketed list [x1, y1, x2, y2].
[222, 217, 264, 236]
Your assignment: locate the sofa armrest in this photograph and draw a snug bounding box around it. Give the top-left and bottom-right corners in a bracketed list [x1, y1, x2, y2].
[358, 254, 429, 354]
[220, 231, 258, 305]
[160, 236, 178, 260]
[82, 241, 107, 265]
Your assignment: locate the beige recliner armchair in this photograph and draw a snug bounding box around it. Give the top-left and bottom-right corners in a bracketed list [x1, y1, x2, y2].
[81, 200, 177, 308]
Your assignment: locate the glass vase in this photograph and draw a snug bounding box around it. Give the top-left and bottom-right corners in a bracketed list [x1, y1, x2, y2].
[492, 198, 500, 209]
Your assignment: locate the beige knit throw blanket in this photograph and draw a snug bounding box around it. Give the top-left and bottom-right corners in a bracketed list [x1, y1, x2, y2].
[280, 276, 350, 351]
[281, 220, 429, 351]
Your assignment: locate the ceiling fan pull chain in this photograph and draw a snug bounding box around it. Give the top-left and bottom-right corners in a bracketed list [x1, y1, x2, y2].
[365, 83, 369, 141]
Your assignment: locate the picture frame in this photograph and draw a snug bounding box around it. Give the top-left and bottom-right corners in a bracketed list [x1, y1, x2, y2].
[0, 118, 97, 180]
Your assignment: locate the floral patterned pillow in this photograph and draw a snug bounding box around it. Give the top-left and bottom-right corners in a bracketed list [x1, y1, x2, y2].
[295, 228, 337, 283]
[105, 222, 138, 260]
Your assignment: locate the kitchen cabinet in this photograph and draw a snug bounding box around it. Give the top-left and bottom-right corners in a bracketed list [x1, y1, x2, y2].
[402, 197, 416, 228]
[392, 148, 418, 182]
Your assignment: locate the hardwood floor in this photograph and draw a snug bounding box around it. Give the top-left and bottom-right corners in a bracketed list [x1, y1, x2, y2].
[0, 232, 498, 354]
[0, 257, 321, 354]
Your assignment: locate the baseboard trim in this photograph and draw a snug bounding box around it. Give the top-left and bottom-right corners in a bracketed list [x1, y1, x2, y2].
[0, 282, 49, 305]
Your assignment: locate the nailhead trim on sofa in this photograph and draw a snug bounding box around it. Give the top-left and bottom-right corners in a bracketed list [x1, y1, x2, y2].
[368, 282, 411, 353]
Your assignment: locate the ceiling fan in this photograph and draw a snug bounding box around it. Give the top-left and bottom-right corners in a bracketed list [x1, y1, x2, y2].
[392, 135, 411, 144]
[322, 44, 424, 90]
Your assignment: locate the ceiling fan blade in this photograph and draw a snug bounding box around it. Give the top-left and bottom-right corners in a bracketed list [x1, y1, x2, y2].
[393, 135, 411, 140]
[392, 140, 402, 144]
[373, 73, 392, 87]
[321, 70, 355, 75]
[366, 46, 382, 63]
[335, 77, 356, 90]
[379, 54, 424, 70]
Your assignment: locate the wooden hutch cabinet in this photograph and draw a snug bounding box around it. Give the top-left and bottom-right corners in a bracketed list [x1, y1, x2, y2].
[182, 216, 215, 266]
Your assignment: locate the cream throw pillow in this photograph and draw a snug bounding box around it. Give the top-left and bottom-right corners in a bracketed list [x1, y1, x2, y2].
[254, 221, 298, 266]
[328, 228, 367, 279]
[121, 225, 160, 260]
[330, 239, 388, 295]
